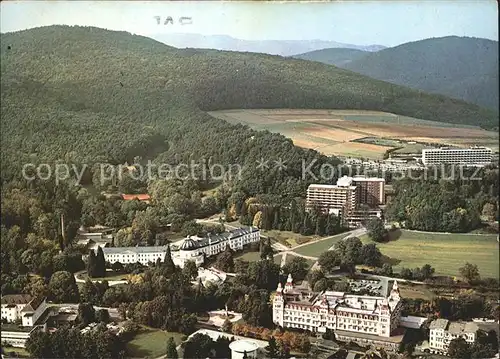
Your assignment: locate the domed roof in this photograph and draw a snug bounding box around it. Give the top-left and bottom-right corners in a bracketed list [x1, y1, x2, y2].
[179, 238, 198, 251]
[229, 340, 259, 353]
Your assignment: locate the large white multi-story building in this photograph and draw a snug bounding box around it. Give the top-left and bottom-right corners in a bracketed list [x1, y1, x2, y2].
[1, 295, 51, 348]
[102, 227, 260, 268]
[273, 275, 404, 350]
[428, 319, 479, 354]
[306, 176, 385, 228]
[422, 146, 493, 166]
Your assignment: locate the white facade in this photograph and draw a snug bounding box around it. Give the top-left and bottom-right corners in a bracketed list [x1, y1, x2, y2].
[0, 326, 43, 348]
[429, 319, 478, 354]
[1, 296, 50, 348]
[1, 295, 32, 323]
[273, 275, 402, 339]
[229, 340, 259, 359]
[1, 295, 47, 327]
[422, 147, 493, 166]
[102, 246, 166, 266]
[102, 227, 260, 269]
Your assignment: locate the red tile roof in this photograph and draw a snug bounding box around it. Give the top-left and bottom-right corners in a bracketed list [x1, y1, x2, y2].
[121, 194, 150, 201]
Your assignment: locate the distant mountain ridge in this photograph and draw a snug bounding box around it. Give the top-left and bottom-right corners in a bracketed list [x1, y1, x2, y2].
[292, 48, 368, 66]
[150, 33, 386, 56]
[340, 36, 499, 110]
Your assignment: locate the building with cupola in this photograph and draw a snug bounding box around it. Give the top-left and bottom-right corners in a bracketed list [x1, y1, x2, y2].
[102, 227, 260, 269]
[272, 274, 405, 351]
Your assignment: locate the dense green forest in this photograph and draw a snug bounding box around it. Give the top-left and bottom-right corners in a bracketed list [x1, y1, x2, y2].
[1, 26, 498, 186]
[342, 36, 499, 110]
[386, 168, 499, 232]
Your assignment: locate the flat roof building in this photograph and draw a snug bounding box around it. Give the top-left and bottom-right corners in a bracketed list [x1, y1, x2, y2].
[429, 319, 481, 355]
[306, 176, 385, 227]
[422, 146, 492, 166]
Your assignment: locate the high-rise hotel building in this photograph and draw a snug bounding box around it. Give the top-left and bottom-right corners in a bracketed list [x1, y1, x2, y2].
[422, 146, 492, 166]
[306, 176, 385, 227]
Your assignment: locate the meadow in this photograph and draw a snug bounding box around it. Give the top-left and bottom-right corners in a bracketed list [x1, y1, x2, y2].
[126, 326, 184, 358]
[293, 232, 349, 257]
[359, 231, 499, 278]
[209, 109, 498, 159]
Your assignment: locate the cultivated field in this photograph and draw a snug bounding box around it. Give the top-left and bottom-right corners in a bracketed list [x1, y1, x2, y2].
[359, 231, 499, 278]
[209, 109, 499, 159]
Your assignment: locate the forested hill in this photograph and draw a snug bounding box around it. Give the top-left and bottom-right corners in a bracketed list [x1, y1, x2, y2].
[1, 26, 498, 185]
[292, 48, 368, 66]
[342, 36, 499, 110]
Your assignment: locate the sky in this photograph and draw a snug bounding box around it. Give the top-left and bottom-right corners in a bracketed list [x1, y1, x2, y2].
[0, 1, 498, 47]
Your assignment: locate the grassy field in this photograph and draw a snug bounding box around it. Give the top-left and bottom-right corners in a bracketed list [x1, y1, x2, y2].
[293, 232, 349, 257]
[209, 109, 498, 159]
[261, 229, 320, 247]
[127, 326, 184, 358]
[360, 231, 499, 278]
[398, 283, 436, 300]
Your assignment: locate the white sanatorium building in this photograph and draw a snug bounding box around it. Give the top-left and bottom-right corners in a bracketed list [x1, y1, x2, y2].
[422, 146, 493, 166]
[102, 227, 260, 268]
[428, 319, 479, 354]
[1, 295, 51, 347]
[273, 275, 404, 351]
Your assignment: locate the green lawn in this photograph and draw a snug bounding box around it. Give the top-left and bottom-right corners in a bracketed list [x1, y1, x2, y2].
[261, 229, 320, 247]
[2, 347, 30, 357]
[293, 233, 349, 257]
[126, 327, 184, 358]
[360, 231, 499, 278]
[236, 251, 261, 262]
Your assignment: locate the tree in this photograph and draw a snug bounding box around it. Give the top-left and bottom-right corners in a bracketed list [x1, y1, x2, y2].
[182, 260, 198, 280]
[282, 256, 309, 282]
[448, 337, 472, 359]
[49, 271, 80, 303]
[163, 245, 176, 275]
[307, 269, 325, 290]
[419, 264, 435, 280]
[78, 303, 96, 326]
[96, 308, 110, 323]
[95, 246, 106, 278]
[87, 249, 97, 277]
[277, 338, 290, 359]
[266, 337, 279, 359]
[481, 202, 497, 221]
[399, 267, 413, 280]
[215, 245, 235, 272]
[25, 330, 53, 358]
[318, 251, 341, 273]
[166, 337, 178, 359]
[459, 262, 480, 283]
[380, 263, 393, 276]
[359, 243, 382, 267]
[367, 218, 388, 242]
